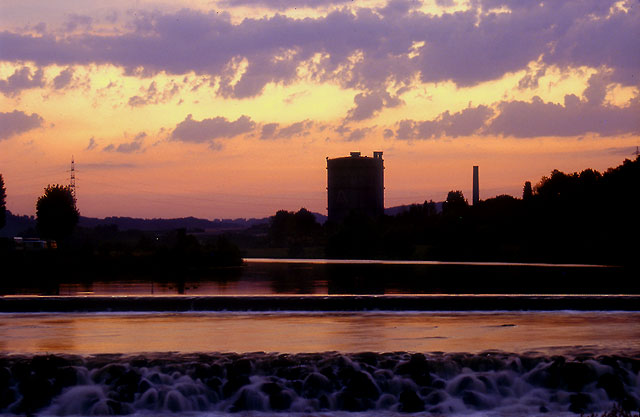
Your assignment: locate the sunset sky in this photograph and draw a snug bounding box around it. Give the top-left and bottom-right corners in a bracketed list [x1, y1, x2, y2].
[1, 0, 638, 219]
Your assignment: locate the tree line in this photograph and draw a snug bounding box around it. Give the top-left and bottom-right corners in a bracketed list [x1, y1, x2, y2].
[260, 156, 639, 265]
[1, 156, 638, 267]
[0, 181, 242, 283]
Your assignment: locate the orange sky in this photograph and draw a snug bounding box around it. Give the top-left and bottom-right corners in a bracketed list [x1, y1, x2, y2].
[1, 0, 638, 219]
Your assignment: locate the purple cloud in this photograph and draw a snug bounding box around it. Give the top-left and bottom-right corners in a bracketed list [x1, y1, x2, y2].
[259, 120, 314, 140]
[345, 127, 372, 142]
[277, 120, 313, 138]
[0, 0, 635, 99]
[518, 67, 546, 90]
[345, 90, 403, 121]
[64, 14, 93, 32]
[486, 95, 640, 138]
[104, 11, 119, 24]
[219, 0, 352, 10]
[484, 69, 640, 137]
[171, 114, 256, 144]
[396, 106, 494, 140]
[86, 137, 98, 150]
[396, 70, 640, 140]
[53, 67, 74, 89]
[103, 132, 147, 153]
[334, 125, 374, 141]
[0, 110, 44, 140]
[260, 123, 279, 139]
[0, 67, 45, 97]
[128, 81, 181, 107]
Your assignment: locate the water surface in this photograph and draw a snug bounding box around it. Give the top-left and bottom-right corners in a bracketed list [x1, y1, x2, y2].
[2, 311, 639, 355]
[2, 258, 633, 296]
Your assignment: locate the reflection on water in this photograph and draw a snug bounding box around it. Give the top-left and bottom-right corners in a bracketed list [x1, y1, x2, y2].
[1, 258, 634, 296]
[2, 311, 639, 355]
[247, 258, 612, 267]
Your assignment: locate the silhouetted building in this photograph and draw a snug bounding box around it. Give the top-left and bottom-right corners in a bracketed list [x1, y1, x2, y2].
[473, 165, 479, 205]
[327, 151, 384, 223]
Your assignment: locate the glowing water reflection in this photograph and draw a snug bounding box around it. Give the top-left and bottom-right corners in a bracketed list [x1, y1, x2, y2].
[2, 311, 639, 355]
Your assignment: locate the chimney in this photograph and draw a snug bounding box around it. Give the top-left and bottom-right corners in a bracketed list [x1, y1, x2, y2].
[472, 165, 479, 205]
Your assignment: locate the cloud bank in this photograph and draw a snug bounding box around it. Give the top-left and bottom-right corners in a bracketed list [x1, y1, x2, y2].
[1, 0, 636, 97]
[395, 82, 640, 140]
[0, 110, 44, 140]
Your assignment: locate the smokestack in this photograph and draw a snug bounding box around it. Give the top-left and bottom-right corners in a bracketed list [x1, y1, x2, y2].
[472, 165, 479, 205]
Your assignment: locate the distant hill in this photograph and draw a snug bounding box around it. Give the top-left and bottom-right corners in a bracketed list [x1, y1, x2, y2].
[77, 216, 269, 232]
[79, 212, 329, 231]
[1, 210, 328, 237]
[1, 207, 438, 237]
[0, 211, 36, 237]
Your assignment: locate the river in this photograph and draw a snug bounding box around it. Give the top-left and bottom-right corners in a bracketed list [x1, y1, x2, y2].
[0, 259, 638, 416]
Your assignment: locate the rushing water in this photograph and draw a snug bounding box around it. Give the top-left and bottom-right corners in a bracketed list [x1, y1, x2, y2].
[0, 260, 638, 416]
[1, 310, 639, 416]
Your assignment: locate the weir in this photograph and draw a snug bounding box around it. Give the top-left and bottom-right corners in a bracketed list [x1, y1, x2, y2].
[1, 351, 638, 415]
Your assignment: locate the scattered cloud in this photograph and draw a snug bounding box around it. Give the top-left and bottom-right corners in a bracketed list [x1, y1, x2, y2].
[103, 131, 147, 153]
[86, 137, 98, 150]
[396, 72, 640, 140]
[345, 127, 374, 142]
[260, 120, 317, 140]
[53, 67, 75, 89]
[345, 90, 403, 122]
[486, 95, 640, 138]
[0, 67, 45, 97]
[284, 90, 310, 104]
[518, 66, 547, 90]
[171, 114, 256, 146]
[276, 120, 313, 138]
[396, 105, 494, 140]
[335, 125, 375, 142]
[0, 110, 44, 140]
[128, 80, 181, 107]
[260, 123, 279, 139]
[486, 69, 640, 138]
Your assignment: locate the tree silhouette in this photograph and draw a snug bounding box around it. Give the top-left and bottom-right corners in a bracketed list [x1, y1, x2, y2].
[36, 184, 79, 240]
[522, 181, 533, 201]
[269, 208, 321, 246]
[442, 190, 468, 216]
[0, 174, 6, 230]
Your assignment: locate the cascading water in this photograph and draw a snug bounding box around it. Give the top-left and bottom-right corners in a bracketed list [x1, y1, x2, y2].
[1, 351, 638, 416]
